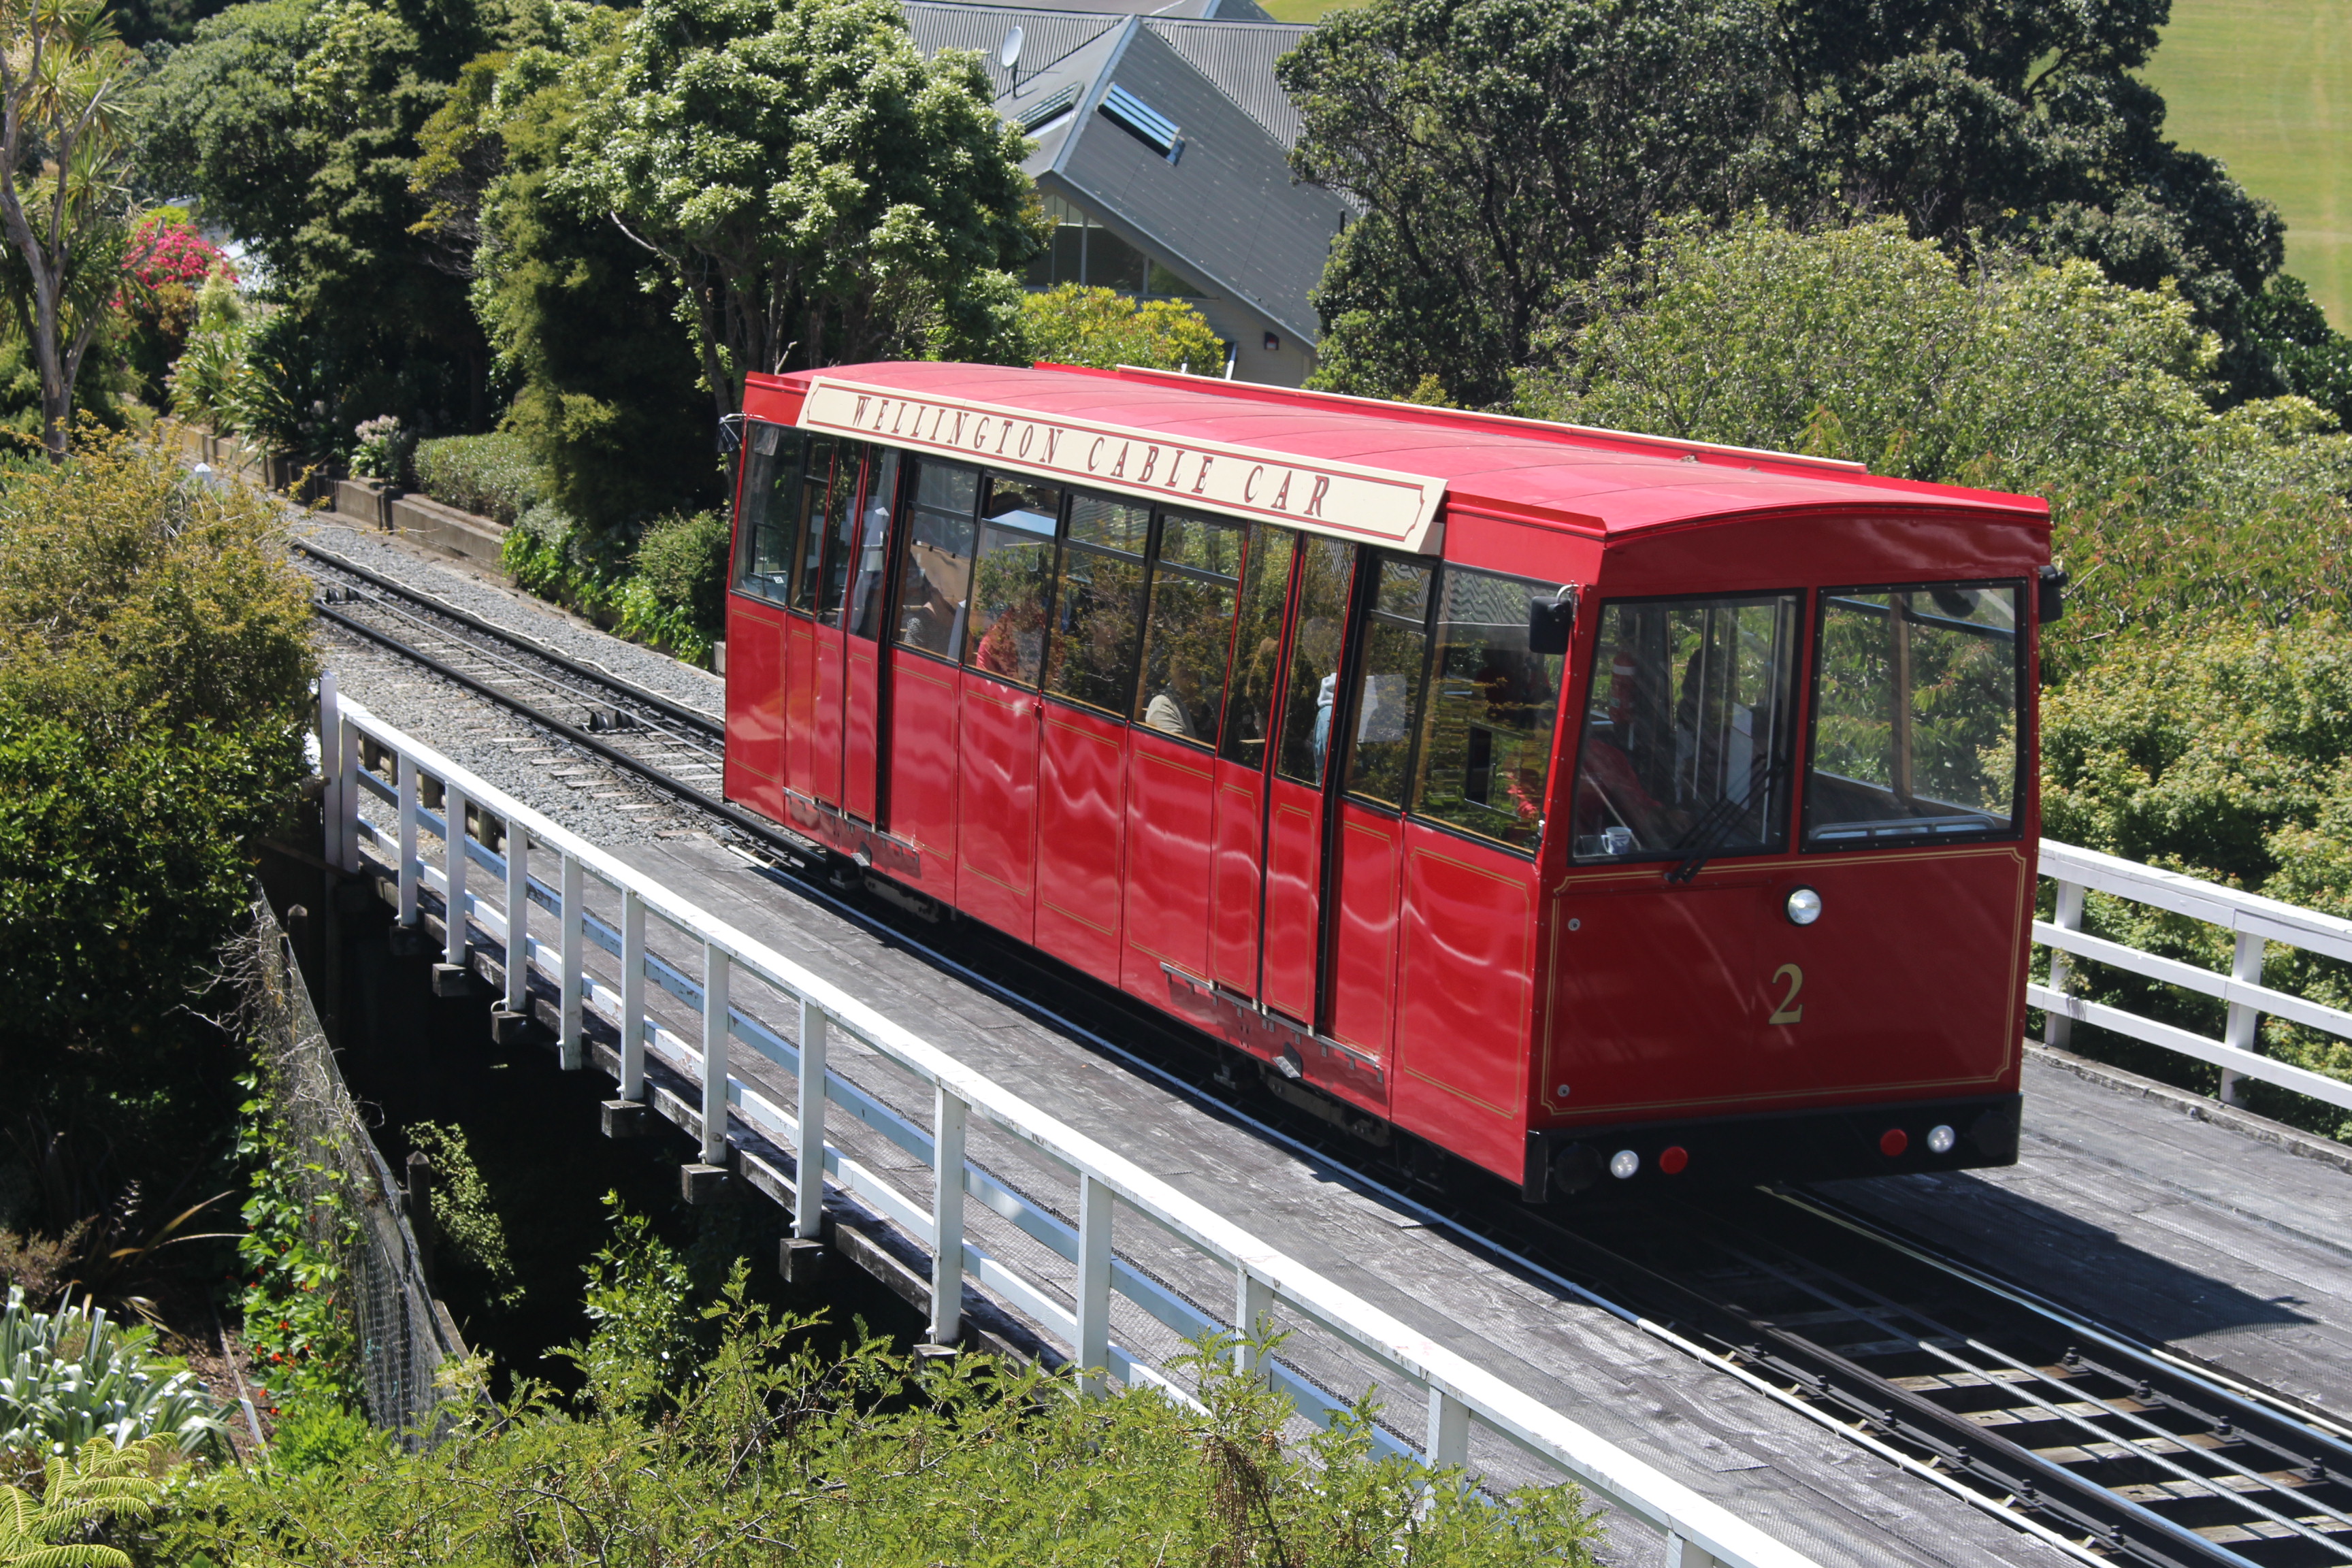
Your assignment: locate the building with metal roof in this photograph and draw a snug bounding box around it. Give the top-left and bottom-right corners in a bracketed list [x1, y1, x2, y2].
[902, 1, 1348, 387]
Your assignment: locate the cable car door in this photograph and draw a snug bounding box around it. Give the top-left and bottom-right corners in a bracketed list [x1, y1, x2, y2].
[1258, 537, 1358, 1024]
[836, 450, 900, 823]
[1209, 526, 1298, 998]
[798, 440, 862, 812]
[953, 472, 1060, 943]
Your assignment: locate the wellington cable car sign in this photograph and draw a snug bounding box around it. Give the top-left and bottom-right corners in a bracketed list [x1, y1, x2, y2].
[797, 376, 1450, 553]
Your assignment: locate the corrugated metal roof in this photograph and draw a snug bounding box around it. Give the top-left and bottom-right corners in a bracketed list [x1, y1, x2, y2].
[1139, 19, 1312, 148]
[902, 3, 1124, 97]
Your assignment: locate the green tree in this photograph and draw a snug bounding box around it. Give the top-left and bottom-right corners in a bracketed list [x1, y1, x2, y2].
[1019, 284, 1224, 372]
[571, 0, 1043, 419]
[1521, 216, 2352, 664]
[413, 21, 719, 533]
[0, 0, 146, 460]
[143, 0, 498, 441]
[1277, 0, 1780, 406]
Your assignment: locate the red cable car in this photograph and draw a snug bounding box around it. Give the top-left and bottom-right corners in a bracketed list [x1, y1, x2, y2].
[722, 362, 2049, 1196]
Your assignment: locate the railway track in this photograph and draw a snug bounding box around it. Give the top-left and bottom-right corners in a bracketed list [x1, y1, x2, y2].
[303, 547, 2352, 1568]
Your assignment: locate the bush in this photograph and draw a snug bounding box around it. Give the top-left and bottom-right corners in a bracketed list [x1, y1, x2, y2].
[0, 1287, 229, 1464]
[0, 1435, 174, 1561]
[629, 510, 728, 636]
[412, 434, 547, 525]
[1020, 284, 1225, 372]
[1522, 216, 2352, 672]
[501, 503, 724, 666]
[161, 1247, 1604, 1567]
[402, 1124, 520, 1310]
[2041, 624, 2352, 1140]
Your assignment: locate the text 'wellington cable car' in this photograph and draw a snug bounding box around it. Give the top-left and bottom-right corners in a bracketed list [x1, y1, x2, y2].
[721, 362, 2051, 1198]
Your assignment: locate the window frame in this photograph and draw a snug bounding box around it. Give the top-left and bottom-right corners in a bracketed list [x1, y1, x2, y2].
[889, 453, 985, 667]
[1559, 585, 1810, 868]
[1128, 506, 1247, 749]
[1799, 577, 2028, 855]
[1338, 551, 1439, 815]
[729, 419, 807, 608]
[1040, 487, 1153, 719]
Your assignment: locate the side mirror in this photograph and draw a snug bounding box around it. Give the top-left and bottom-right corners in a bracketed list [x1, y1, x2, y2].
[1529, 588, 1575, 655]
[2037, 564, 2066, 625]
[717, 412, 746, 453]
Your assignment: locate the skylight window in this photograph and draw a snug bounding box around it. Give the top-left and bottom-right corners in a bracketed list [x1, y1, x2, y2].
[1100, 84, 1182, 163]
[1015, 84, 1079, 133]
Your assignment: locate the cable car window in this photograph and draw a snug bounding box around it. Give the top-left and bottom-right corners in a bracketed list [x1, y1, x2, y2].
[1135, 508, 1244, 745]
[1220, 525, 1296, 768]
[843, 448, 900, 640]
[1043, 492, 1149, 714]
[1274, 537, 1357, 787]
[1803, 582, 2022, 848]
[730, 420, 800, 605]
[892, 457, 979, 660]
[1343, 557, 1435, 807]
[1570, 593, 1800, 862]
[813, 441, 870, 625]
[963, 472, 1062, 687]
[1411, 569, 1569, 851]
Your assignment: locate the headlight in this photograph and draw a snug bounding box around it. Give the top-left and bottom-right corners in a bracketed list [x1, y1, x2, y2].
[1786, 887, 1823, 926]
[1608, 1149, 1640, 1180]
[1927, 1123, 1957, 1155]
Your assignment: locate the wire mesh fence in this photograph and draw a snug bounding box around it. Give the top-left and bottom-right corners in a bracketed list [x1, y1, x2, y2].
[247, 896, 463, 1445]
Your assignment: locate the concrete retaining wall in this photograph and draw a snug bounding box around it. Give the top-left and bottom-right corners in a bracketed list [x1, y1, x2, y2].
[389, 491, 507, 569]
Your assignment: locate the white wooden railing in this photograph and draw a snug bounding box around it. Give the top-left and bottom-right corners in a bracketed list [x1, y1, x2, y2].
[315, 674, 1818, 1568]
[2036, 840, 2352, 1115]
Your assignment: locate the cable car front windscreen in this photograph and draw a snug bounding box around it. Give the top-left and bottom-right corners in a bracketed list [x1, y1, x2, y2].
[1571, 593, 1802, 863]
[1803, 582, 2022, 847]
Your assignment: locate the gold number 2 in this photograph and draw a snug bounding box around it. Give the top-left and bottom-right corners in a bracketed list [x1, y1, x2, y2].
[1768, 964, 1806, 1026]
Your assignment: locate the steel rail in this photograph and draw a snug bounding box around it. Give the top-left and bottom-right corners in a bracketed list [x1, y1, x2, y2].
[314, 595, 2351, 1568]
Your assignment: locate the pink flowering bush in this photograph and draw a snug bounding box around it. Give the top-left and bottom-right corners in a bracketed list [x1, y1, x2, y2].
[121, 210, 235, 404]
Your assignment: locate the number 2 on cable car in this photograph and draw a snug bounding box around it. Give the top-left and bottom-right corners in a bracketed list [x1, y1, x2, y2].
[1768, 963, 1805, 1026]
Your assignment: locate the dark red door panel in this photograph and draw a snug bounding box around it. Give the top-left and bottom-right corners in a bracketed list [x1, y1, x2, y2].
[812, 632, 845, 808]
[784, 617, 817, 800]
[1260, 776, 1324, 1024]
[724, 597, 785, 821]
[1751, 845, 2029, 1102]
[1035, 706, 1127, 985]
[1209, 761, 1266, 996]
[845, 640, 881, 822]
[1546, 875, 1763, 1121]
[956, 673, 1039, 940]
[1393, 827, 1539, 1179]
[1124, 730, 1216, 995]
[885, 649, 959, 892]
[1326, 804, 1403, 1067]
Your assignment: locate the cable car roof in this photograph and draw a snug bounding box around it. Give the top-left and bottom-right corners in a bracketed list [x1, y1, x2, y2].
[753, 361, 2051, 549]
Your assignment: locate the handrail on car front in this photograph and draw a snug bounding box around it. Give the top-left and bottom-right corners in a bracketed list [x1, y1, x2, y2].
[316, 671, 1822, 1568]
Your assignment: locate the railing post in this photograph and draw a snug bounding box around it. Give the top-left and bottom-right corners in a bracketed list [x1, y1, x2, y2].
[929, 1086, 967, 1348]
[1423, 1386, 1469, 1471]
[2044, 877, 2085, 1049]
[317, 670, 341, 869]
[396, 753, 419, 927]
[559, 853, 584, 1070]
[700, 943, 730, 1166]
[1074, 1174, 1112, 1396]
[503, 822, 529, 1015]
[2222, 927, 2266, 1106]
[619, 889, 645, 1102]
[336, 714, 359, 873]
[794, 999, 828, 1241]
[1233, 1267, 1274, 1377]
[442, 783, 468, 966]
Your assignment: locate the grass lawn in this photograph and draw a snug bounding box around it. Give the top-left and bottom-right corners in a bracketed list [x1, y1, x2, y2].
[2144, 0, 2352, 327]
[1258, 0, 1362, 20]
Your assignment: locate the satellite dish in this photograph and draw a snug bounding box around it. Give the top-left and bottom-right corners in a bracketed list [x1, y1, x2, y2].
[999, 24, 1025, 69]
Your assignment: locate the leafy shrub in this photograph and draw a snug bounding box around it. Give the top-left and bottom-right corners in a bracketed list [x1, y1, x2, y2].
[412, 434, 547, 525]
[347, 416, 412, 485]
[1522, 216, 2352, 672]
[163, 1254, 1603, 1567]
[501, 504, 722, 666]
[234, 1075, 359, 1416]
[0, 1287, 229, 1463]
[402, 1124, 519, 1309]
[121, 210, 234, 405]
[629, 510, 728, 634]
[263, 1399, 378, 1477]
[2041, 624, 2352, 1139]
[1020, 284, 1225, 372]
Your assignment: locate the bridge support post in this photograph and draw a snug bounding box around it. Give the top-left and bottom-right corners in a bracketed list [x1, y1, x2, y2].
[1662, 1532, 1723, 1568]
[794, 1000, 828, 1240]
[559, 853, 584, 1069]
[928, 1087, 967, 1349]
[494, 821, 530, 1041]
[433, 783, 470, 996]
[318, 670, 342, 870]
[2221, 929, 2266, 1107]
[2044, 879, 2083, 1049]
[1074, 1174, 1111, 1396]
[1423, 1387, 1468, 1471]
[396, 753, 419, 928]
